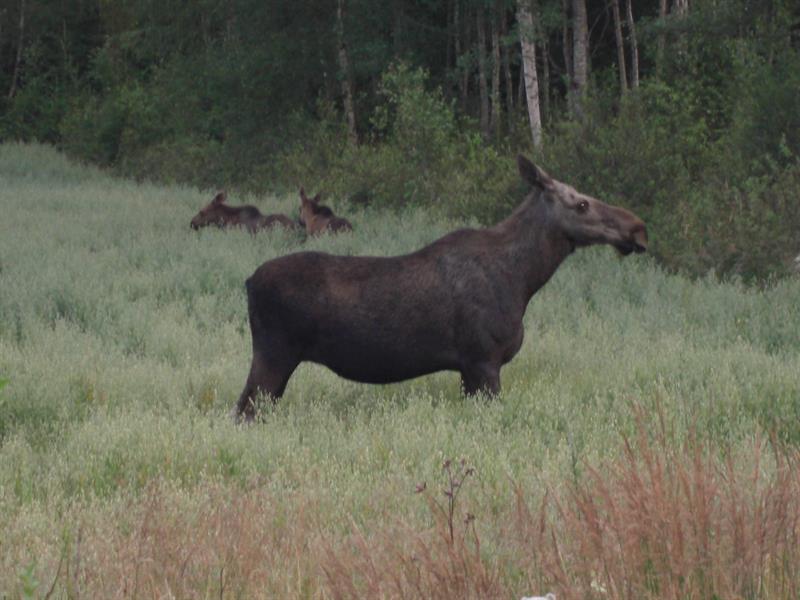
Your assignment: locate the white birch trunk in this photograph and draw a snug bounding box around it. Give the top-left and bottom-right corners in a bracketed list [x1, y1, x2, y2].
[626, 0, 639, 88]
[542, 36, 550, 123]
[516, 0, 542, 150]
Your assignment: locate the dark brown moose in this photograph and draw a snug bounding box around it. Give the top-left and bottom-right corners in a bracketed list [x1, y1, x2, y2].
[235, 156, 647, 420]
[190, 191, 300, 234]
[298, 188, 353, 235]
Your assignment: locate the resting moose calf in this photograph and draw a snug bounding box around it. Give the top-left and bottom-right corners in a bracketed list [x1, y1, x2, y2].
[235, 156, 647, 420]
[190, 191, 299, 233]
[298, 188, 353, 235]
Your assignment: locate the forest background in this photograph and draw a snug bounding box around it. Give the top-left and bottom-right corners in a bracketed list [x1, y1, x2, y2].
[0, 0, 799, 280]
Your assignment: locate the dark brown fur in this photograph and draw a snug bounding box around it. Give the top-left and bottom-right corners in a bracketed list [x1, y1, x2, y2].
[235, 157, 647, 420]
[190, 191, 300, 234]
[298, 188, 353, 235]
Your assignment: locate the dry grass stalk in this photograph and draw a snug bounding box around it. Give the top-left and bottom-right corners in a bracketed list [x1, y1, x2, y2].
[44, 480, 327, 599]
[512, 414, 800, 599]
[320, 459, 505, 599]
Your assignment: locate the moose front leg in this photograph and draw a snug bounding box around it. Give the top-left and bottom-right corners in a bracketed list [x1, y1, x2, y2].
[460, 363, 501, 397]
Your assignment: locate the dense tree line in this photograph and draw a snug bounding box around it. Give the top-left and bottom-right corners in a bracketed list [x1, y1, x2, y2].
[0, 0, 799, 278]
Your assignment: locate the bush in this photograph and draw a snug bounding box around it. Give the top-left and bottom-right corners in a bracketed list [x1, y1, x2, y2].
[59, 94, 125, 165]
[274, 62, 517, 222]
[728, 48, 800, 169]
[674, 162, 800, 280]
[59, 81, 172, 168]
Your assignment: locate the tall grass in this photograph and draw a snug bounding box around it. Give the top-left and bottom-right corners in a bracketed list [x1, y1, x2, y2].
[513, 412, 800, 599]
[1, 143, 799, 597]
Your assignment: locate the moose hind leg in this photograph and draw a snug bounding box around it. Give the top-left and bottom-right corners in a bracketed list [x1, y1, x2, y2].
[235, 348, 299, 422]
[460, 363, 501, 397]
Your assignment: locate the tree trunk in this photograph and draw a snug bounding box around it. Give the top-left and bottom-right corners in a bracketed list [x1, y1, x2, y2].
[562, 0, 574, 112]
[8, 0, 25, 101]
[610, 0, 627, 95]
[656, 0, 667, 78]
[490, 4, 502, 139]
[571, 0, 589, 117]
[516, 0, 542, 150]
[672, 0, 688, 56]
[336, 0, 358, 145]
[60, 0, 72, 78]
[455, 0, 470, 112]
[224, 0, 239, 47]
[542, 36, 551, 124]
[446, 0, 453, 72]
[476, 7, 491, 140]
[0, 10, 5, 81]
[501, 8, 515, 132]
[672, 0, 688, 16]
[626, 0, 639, 89]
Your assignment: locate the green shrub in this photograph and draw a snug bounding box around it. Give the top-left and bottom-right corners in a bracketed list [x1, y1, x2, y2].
[59, 93, 127, 166]
[728, 48, 800, 169]
[115, 136, 226, 188]
[0, 41, 72, 144]
[673, 161, 800, 280]
[274, 62, 517, 222]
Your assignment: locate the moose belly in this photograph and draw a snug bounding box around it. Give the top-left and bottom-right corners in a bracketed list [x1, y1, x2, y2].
[305, 327, 457, 384]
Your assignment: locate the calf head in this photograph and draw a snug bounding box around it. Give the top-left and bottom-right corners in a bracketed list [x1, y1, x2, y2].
[518, 155, 648, 255]
[190, 191, 228, 230]
[298, 188, 334, 232]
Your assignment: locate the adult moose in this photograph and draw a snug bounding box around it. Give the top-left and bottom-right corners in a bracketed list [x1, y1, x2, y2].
[298, 188, 353, 235]
[235, 156, 647, 420]
[190, 191, 299, 233]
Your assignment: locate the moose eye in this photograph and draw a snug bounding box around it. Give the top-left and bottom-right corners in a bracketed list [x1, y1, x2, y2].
[576, 200, 589, 213]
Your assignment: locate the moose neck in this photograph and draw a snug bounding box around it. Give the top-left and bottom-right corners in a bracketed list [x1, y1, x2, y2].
[492, 193, 575, 304]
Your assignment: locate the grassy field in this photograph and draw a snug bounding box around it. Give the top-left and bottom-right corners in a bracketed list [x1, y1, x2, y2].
[1, 142, 799, 598]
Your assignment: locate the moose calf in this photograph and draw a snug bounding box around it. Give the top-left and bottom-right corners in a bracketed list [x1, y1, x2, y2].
[190, 191, 300, 234]
[298, 188, 353, 235]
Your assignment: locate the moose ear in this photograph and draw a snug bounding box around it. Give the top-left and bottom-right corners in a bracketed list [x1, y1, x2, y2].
[311, 193, 321, 203]
[300, 187, 308, 201]
[213, 191, 226, 205]
[517, 155, 552, 189]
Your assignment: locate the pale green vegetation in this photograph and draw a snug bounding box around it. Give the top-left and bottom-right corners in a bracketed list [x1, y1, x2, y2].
[1, 143, 799, 598]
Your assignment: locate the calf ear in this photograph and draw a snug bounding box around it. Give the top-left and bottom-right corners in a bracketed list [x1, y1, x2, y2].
[300, 187, 308, 202]
[311, 193, 321, 204]
[517, 155, 553, 189]
[213, 191, 226, 205]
